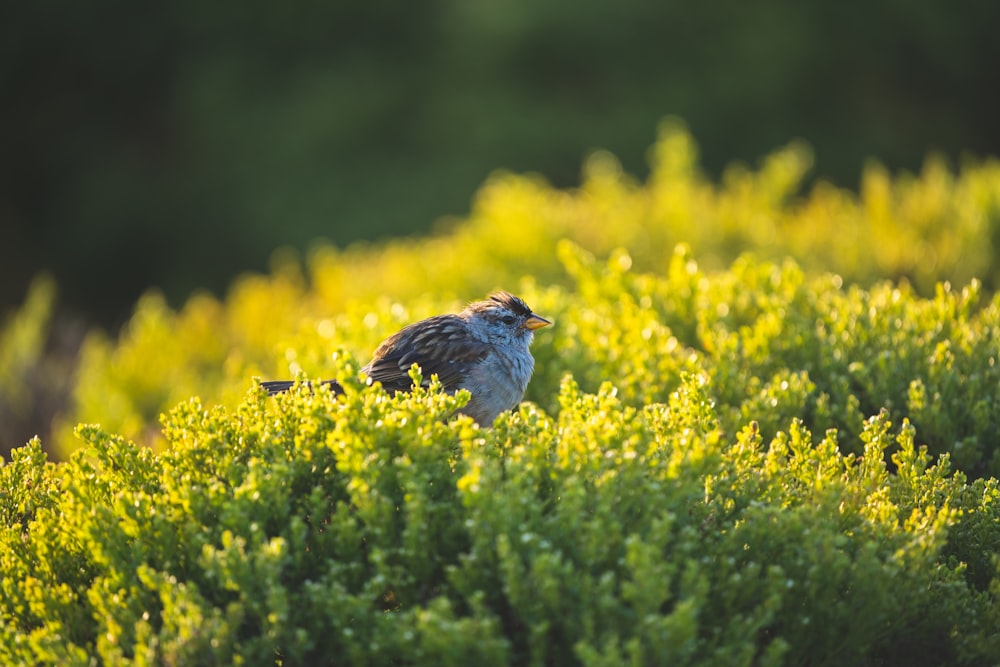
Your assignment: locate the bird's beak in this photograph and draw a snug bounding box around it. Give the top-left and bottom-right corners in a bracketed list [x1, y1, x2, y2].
[524, 314, 551, 330]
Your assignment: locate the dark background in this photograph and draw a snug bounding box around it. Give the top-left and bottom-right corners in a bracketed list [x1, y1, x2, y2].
[4, 0, 999, 328]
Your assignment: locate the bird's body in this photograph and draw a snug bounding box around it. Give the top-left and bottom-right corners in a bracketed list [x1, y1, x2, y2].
[261, 291, 550, 425]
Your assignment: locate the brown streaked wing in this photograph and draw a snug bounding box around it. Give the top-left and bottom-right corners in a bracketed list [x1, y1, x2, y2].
[361, 315, 489, 393]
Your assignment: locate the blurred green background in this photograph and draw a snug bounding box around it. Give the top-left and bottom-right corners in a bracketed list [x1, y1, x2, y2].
[4, 0, 999, 327]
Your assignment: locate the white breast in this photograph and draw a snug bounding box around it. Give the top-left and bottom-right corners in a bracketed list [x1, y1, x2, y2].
[458, 345, 535, 425]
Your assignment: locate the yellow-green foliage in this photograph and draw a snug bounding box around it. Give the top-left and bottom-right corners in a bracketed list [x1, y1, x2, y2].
[62, 246, 1000, 479]
[0, 276, 55, 410]
[3, 377, 999, 664]
[57, 122, 1000, 466]
[6, 122, 1000, 663]
[0, 275, 67, 458]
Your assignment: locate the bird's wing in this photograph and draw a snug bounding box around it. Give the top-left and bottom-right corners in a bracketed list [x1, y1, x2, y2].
[361, 315, 489, 393]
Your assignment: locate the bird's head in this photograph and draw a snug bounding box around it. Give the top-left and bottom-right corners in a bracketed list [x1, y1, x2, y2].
[464, 291, 551, 344]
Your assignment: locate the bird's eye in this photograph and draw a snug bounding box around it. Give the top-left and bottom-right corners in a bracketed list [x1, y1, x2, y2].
[500, 314, 517, 325]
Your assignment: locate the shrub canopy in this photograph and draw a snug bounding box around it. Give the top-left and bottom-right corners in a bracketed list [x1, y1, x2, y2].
[3, 125, 1000, 664]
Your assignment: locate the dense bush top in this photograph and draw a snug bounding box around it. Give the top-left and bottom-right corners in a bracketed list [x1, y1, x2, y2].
[8, 1, 1000, 328]
[4, 125, 1000, 664]
[55, 241, 1000, 480]
[3, 374, 999, 665]
[33, 123, 1000, 464]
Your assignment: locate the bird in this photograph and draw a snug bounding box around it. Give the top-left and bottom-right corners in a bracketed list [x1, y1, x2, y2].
[261, 291, 551, 425]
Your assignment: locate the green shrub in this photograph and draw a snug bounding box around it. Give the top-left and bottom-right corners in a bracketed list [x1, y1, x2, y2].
[57, 240, 1000, 477]
[55, 124, 1000, 468]
[6, 123, 1000, 663]
[3, 373, 998, 665]
[0, 275, 75, 461]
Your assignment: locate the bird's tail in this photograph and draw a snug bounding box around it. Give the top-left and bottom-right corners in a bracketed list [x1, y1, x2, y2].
[260, 380, 344, 395]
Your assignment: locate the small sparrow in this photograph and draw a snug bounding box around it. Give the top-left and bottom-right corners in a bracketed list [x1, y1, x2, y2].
[262, 291, 550, 425]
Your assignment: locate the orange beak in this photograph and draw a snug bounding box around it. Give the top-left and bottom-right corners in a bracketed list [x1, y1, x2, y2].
[524, 314, 552, 330]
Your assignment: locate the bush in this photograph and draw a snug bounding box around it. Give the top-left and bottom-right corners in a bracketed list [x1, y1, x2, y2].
[0, 275, 79, 461]
[57, 239, 1000, 479]
[0, 277, 55, 443]
[2, 374, 999, 664]
[6, 124, 1000, 663]
[55, 124, 1000, 471]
